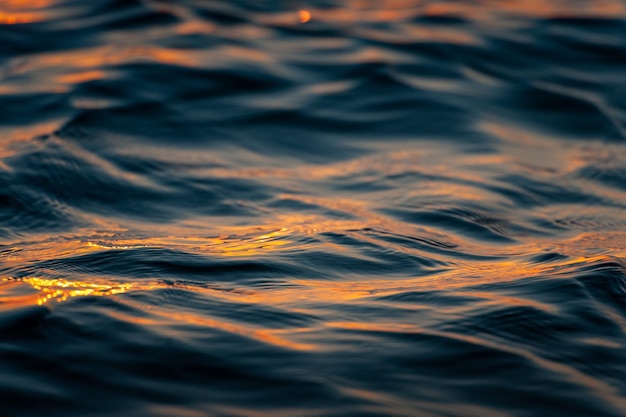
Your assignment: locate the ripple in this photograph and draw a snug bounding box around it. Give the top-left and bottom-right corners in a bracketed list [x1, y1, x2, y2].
[1, 1, 626, 416]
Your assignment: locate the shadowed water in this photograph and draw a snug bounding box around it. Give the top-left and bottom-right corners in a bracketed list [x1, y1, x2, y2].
[1, 1, 626, 416]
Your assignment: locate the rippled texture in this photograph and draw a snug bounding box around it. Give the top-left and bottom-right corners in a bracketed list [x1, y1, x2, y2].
[2, 1, 626, 416]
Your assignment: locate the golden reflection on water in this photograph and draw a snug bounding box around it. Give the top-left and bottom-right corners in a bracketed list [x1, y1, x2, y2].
[0, 0, 52, 24]
[1, 45, 197, 94]
[0, 229, 296, 271]
[3, 0, 624, 28]
[86, 228, 293, 257]
[421, 0, 626, 19]
[0, 10, 41, 24]
[4, 0, 51, 6]
[298, 10, 311, 24]
[262, 0, 626, 26]
[2, 277, 135, 305]
[150, 309, 316, 351]
[55, 70, 107, 85]
[2, 250, 620, 308]
[1, 275, 316, 350]
[1, 230, 623, 354]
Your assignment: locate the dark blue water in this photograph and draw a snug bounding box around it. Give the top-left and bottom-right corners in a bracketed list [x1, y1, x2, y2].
[1, 1, 626, 416]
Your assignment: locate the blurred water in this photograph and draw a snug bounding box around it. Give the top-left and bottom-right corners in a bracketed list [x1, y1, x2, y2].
[1, 1, 626, 416]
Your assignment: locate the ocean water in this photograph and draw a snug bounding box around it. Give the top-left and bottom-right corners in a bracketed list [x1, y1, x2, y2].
[1, 1, 626, 416]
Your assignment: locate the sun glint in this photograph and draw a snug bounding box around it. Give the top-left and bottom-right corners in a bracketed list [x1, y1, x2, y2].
[298, 9, 311, 23]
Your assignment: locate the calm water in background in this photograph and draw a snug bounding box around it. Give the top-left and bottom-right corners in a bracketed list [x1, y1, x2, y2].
[1, 1, 626, 416]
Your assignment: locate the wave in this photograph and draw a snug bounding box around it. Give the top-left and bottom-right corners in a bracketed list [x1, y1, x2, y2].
[1, 1, 626, 416]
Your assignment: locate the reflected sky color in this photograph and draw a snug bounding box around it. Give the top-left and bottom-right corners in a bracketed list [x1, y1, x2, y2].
[1, 1, 626, 416]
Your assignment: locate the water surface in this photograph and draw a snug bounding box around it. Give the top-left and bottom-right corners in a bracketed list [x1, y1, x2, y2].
[1, 1, 626, 416]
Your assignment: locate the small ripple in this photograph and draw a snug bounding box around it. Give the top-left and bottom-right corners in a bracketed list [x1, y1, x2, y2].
[1, 1, 626, 416]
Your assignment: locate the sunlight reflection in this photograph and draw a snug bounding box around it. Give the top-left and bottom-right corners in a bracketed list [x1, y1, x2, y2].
[2, 277, 135, 305]
[421, 0, 626, 19]
[85, 228, 292, 257]
[6, 45, 197, 79]
[56, 70, 107, 84]
[152, 309, 316, 351]
[3, 0, 52, 8]
[0, 0, 53, 24]
[298, 10, 311, 23]
[3, 250, 620, 310]
[0, 11, 39, 24]
[261, 0, 626, 28]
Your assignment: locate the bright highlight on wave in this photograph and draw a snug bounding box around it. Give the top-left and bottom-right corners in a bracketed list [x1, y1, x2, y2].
[86, 228, 293, 257]
[0, 11, 39, 24]
[0, 0, 52, 24]
[298, 10, 311, 23]
[2, 277, 135, 305]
